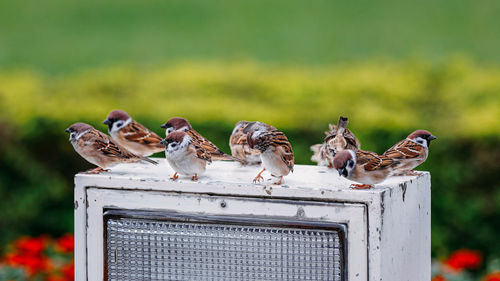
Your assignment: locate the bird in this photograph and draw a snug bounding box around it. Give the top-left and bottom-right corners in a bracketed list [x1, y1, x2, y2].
[311, 116, 360, 168]
[160, 131, 210, 181]
[334, 149, 399, 189]
[103, 110, 164, 157]
[161, 117, 245, 163]
[65, 122, 157, 173]
[383, 130, 437, 176]
[243, 121, 294, 185]
[229, 121, 261, 165]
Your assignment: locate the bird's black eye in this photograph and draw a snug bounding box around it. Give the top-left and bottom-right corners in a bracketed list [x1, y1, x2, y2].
[342, 169, 349, 177]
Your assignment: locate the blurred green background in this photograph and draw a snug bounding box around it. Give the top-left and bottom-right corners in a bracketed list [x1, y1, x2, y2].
[0, 0, 499, 268]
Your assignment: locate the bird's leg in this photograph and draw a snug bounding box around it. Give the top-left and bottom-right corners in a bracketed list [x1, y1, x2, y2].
[170, 172, 178, 181]
[273, 176, 284, 185]
[405, 170, 423, 176]
[86, 167, 108, 174]
[350, 184, 373, 189]
[253, 168, 266, 183]
[191, 174, 198, 181]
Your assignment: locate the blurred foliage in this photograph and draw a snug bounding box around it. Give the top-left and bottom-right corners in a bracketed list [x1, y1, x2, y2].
[1, 0, 500, 73]
[0, 60, 499, 265]
[1, 59, 499, 137]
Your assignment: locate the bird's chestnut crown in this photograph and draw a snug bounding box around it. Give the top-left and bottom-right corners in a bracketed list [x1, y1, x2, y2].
[103, 110, 131, 131]
[407, 130, 437, 147]
[161, 117, 192, 135]
[334, 150, 356, 178]
[65, 122, 93, 141]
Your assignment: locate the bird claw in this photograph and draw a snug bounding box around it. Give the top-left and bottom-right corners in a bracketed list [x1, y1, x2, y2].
[253, 175, 264, 183]
[350, 184, 373, 190]
[86, 167, 108, 174]
[273, 176, 283, 185]
[191, 174, 198, 181]
[170, 172, 179, 181]
[405, 170, 422, 176]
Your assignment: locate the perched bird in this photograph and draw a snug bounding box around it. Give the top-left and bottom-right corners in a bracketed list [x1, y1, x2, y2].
[103, 110, 164, 157]
[383, 130, 437, 176]
[334, 149, 398, 189]
[310, 116, 360, 168]
[229, 121, 261, 165]
[65, 122, 157, 173]
[161, 117, 245, 163]
[243, 121, 294, 185]
[160, 131, 210, 181]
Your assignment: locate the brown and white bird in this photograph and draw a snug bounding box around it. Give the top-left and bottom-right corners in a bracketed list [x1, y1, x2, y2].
[161, 117, 245, 163]
[229, 121, 261, 165]
[65, 122, 157, 173]
[311, 116, 360, 168]
[243, 121, 294, 185]
[334, 149, 398, 189]
[383, 130, 437, 176]
[103, 110, 164, 157]
[160, 131, 210, 181]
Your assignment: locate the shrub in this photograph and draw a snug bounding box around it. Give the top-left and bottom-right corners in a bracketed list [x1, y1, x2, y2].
[0, 60, 499, 261]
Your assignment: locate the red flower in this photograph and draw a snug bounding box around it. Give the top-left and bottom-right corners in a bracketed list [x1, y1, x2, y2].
[444, 249, 482, 271]
[14, 236, 48, 255]
[4, 252, 51, 276]
[55, 234, 74, 254]
[432, 274, 447, 281]
[61, 260, 75, 281]
[483, 272, 500, 281]
[47, 276, 68, 281]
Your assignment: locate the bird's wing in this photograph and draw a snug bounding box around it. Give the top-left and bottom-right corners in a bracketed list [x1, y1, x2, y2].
[230, 127, 247, 146]
[86, 129, 137, 159]
[267, 130, 294, 171]
[121, 121, 164, 148]
[186, 129, 225, 158]
[384, 139, 424, 160]
[344, 129, 361, 150]
[187, 139, 212, 162]
[357, 150, 395, 171]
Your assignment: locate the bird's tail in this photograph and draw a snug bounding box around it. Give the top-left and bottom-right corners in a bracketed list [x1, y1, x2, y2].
[141, 157, 159, 165]
[213, 154, 248, 165]
[336, 116, 349, 135]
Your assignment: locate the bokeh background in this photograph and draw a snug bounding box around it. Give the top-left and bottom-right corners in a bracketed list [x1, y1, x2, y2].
[1, 0, 499, 279]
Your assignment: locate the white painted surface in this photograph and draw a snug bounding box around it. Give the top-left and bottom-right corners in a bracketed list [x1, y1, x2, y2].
[75, 159, 431, 281]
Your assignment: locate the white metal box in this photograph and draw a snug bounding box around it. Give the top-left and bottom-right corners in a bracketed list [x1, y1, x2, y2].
[74, 160, 430, 281]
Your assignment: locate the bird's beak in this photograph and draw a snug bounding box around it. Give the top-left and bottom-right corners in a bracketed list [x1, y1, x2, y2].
[65, 128, 70, 133]
[103, 119, 112, 125]
[337, 168, 344, 177]
[160, 123, 167, 129]
[160, 139, 167, 145]
[428, 134, 437, 141]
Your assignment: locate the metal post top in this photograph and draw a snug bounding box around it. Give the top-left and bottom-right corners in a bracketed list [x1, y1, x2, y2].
[75, 159, 429, 202]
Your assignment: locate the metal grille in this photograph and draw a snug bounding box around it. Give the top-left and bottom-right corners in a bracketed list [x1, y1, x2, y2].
[106, 216, 343, 281]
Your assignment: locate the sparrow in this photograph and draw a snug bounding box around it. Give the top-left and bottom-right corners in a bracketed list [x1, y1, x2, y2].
[65, 122, 157, 173]
[383, 130, 437, 176]
[311, 116, 360, 168]
[103, 110, 164, 157]
[160, 131, 210, 181]
[334, 149, 399, 189]
[229, 121, 261, 165]
[161, 117, 245, 163]
[243, 121, 294, 185]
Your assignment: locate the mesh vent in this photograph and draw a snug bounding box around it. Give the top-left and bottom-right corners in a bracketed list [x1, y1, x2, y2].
[106, 215, 344, 281]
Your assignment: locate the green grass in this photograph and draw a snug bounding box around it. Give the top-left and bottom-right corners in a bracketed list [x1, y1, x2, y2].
[1, 0, 499, 73]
